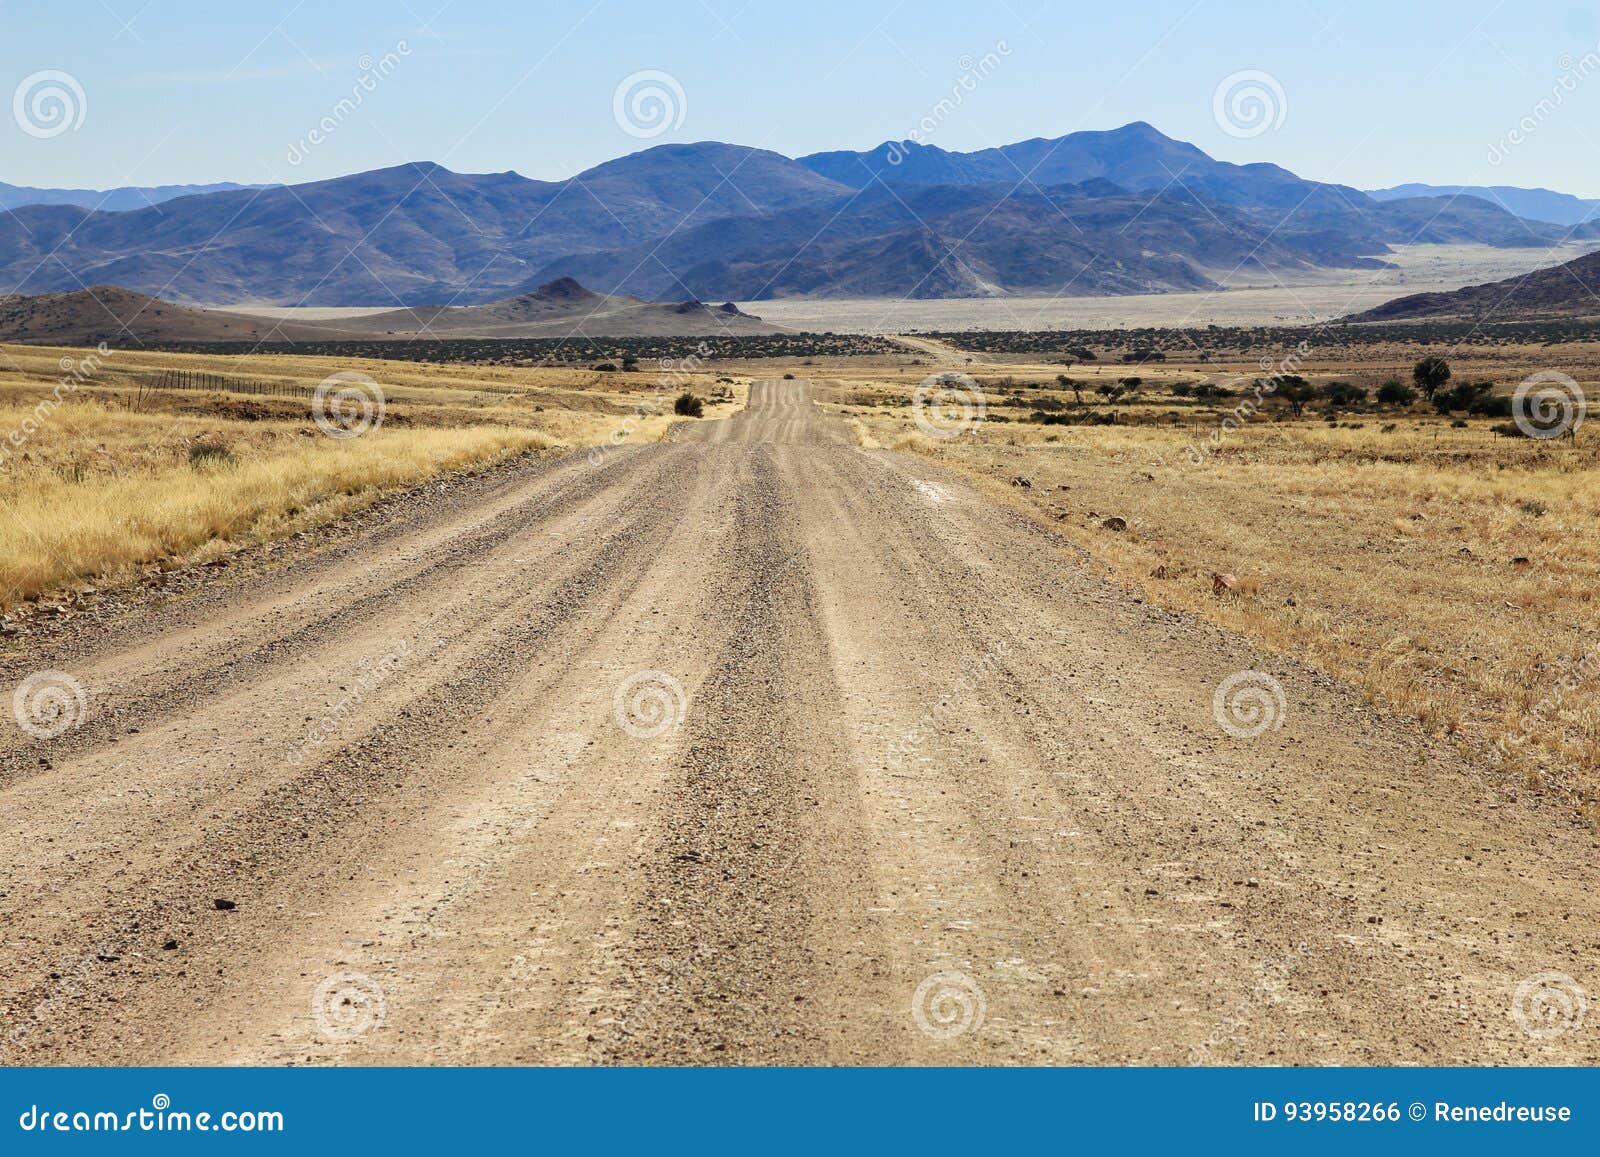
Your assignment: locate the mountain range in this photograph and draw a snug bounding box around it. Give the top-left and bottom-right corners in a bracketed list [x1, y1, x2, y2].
[0, 180, 270, 213]
[1365, 184, 1600, 228]
[2, 123, 1597, 307]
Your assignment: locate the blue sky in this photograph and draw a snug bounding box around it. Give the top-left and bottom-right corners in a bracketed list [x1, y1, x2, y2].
[5, 0, 1600, 195]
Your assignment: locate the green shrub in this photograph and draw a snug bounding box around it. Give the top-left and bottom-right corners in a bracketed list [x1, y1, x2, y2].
[673, 392, 704, 417]
[1377, 379, 1415, 406]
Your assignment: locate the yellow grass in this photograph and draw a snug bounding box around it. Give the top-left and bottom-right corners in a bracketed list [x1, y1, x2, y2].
[0, 405, 550, 606]
[0, 342, 750, 609]
[834, 368, 1600, 818]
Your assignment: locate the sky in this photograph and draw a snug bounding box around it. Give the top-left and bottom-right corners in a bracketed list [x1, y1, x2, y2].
[4, 0, 1600, 196]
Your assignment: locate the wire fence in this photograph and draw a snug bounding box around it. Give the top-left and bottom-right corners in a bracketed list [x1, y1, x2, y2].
[143, 368, 317, 399]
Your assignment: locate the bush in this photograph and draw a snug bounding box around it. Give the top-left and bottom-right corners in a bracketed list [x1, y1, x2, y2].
[188, 443, 236, 468]
[1376, 379, 1415, 406]
[1323, 381, 1367, 407]
[673, 392, 704, 417]
[1432, 381, 1510, 417]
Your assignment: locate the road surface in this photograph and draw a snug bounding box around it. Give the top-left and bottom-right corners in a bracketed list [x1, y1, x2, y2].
[1, 380, 1594, 1065]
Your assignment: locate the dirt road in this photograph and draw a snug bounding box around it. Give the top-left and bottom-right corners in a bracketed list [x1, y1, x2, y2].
[1, 380, 1595, 1065]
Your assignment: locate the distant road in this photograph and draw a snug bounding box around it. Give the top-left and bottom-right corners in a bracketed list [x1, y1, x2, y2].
[884, 333, 977, 365]
[1, 381, 1594, 1065]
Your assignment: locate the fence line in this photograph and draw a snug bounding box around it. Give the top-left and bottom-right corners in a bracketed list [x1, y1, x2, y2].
[143, 369, 317, 400]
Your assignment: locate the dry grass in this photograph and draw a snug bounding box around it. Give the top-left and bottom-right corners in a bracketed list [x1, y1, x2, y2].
[0, 342, 747, 609]
[834, 364, 1600, 818]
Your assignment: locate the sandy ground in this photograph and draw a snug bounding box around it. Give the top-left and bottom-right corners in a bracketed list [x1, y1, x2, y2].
[737, 243, 1599, 332]
[0, 381, 1595, 1066]
[211, 244, 1598, 334]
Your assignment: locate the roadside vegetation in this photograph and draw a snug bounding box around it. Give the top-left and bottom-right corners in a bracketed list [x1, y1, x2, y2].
[824, 346, 1600, 818]
[0, 342, 746, 613]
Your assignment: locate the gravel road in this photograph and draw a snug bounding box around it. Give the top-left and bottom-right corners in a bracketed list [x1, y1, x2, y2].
[1, 380, 1594, 1065]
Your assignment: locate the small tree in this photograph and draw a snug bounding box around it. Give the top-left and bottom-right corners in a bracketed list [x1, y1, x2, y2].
[1276, 379, 1316, 417]
[1413, 356, 1451, 399]
[1377, 379, 1416, 407]
[1056, 374, 1084, 406]
[673, 391, 704, 417]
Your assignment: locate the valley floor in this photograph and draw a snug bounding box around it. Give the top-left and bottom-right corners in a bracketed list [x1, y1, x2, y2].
[737, 242, 1599, 332]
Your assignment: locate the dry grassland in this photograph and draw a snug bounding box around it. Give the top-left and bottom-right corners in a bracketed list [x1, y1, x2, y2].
[821, 348, 1600, 818]
[0, 342, 744, 608]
